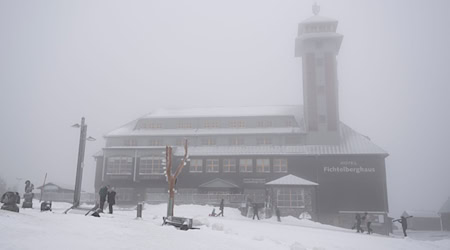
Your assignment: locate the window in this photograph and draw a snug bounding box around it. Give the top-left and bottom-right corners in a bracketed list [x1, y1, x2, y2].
[149, 138, 163, 146]
[230, 136, 244, 145]
[273, 159, 288, 173]
[177, 121, 192, 129]
[277, 188, 305, 208]
[285, 120, 296, 127]
[256, 159, 270, 173]
[106, 157, 133, 175]
[201, 137, 216, 146]
[257, 121, 273, 128]
[176, 138, 187, 146]
[189, 159, 203, 173]
[229, 120, 246, 128]
[144, 122, 162, 129]
[256, 137, 272, 145]
[239, 159, 253, 173]
[124, 138, 137, 146]
[206, 159, 219, 173]
[204, 120, 220, 128]
[223, 159, 236, 173]
[139, 157, 163, 175]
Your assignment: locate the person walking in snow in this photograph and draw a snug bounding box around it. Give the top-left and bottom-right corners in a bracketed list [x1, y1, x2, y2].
[216, 198, 224, 217]
[354, 213, 363, 233]
[393, 215, 413, 237]
[365, 213, 373, 234]
[98, 185, 108, 213]
[252, 203, 260, 220]
[107, 187, 116, 214]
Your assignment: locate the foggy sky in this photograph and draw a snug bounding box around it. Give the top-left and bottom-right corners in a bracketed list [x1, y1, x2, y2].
[1, 0, 449, 217]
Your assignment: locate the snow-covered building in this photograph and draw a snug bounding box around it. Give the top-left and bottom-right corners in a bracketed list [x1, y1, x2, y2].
[401, 211, 442, 231]
[94, 7, 390, 234]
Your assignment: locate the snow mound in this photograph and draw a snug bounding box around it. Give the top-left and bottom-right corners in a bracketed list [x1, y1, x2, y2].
[290, 242, 307, 250]
[211, 222, 224, 231]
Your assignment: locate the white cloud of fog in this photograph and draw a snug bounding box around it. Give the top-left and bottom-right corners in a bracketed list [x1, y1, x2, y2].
[0, 0, 449, 216]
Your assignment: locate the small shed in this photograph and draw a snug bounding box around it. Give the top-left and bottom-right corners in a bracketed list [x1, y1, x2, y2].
[439, 197, 450, 231]
[266, 174, 318, 219]
[401, 210, 441, 231]
[36, 182, 94, 203]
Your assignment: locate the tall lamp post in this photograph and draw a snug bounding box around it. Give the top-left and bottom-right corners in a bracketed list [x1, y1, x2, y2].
[72, 117, 95, 208]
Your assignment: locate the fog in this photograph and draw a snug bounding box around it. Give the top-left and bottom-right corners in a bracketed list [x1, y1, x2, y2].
[1, 0, 449, 217]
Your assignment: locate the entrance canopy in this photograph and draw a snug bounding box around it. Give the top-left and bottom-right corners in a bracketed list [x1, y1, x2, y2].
[199, 178, 240, 189]
[266, 174, 318, 186]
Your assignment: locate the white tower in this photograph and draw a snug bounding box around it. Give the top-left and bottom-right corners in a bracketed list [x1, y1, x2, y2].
[295, 4, 343, 144]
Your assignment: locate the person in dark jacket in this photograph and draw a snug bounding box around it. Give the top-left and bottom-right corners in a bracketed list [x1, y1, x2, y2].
[252, 203, 260, 220]
[98, 185, 108, 213]
[216, 199, 224, 217]
[393, 215, 413, 237]
[355, 213, 363, 233]
[275, 206, 281, 222]
[107, 187, 116, 214]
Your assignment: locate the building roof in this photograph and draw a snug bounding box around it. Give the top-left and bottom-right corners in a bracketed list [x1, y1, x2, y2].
[266, 174, 318, 186]
[103, 105, 387, 156]
[105, 105, 304, 137]
[402, 210, 440, 218]
[439, 197, 450, 214]
[36, 182, 74, 192]
[172, 124, 387, 156]
[199, 178, 240, 188]
[301, 15, 338, 24]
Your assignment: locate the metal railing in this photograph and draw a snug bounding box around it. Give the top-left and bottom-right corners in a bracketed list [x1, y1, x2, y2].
[144, 193, 266, 206]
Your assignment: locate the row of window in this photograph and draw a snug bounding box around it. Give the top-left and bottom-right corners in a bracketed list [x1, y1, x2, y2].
[189, 158, 288, 173]
[138, 120, 297, 130]
[105, 157, 288, 175]
[123, 136, 287, 147]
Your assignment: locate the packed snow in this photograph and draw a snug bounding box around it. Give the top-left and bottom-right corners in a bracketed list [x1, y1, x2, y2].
[1, 201, 449, 250]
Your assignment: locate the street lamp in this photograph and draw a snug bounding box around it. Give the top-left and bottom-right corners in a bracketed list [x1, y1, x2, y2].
[72, 117, 96, 208]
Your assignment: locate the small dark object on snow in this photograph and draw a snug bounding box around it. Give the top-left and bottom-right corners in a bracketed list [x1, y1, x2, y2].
[1, 192, 20, 213]
[40, 201, 52, 212]
[162, 216, 198, 230]
[91, 211, 100, 217]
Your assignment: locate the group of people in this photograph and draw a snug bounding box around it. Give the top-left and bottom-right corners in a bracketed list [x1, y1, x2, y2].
[353, 212, 373, 234]
[98, 185, 116, 214]
[353, 212, 413, 237]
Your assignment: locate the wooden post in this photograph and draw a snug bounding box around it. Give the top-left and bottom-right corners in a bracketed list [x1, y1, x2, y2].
[166, 139, 188, 217]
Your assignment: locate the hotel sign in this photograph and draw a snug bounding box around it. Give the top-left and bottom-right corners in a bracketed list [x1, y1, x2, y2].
[323, 161, 375, 174]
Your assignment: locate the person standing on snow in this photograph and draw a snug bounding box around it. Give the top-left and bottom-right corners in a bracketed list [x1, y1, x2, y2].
[252, 203, 260, 220]
[393, 215, 413, 237]
[216, 198, 224, 217]
[107, 187, 116, 214]
[275, 206, 281, 222]
[98, 185, 108, 213]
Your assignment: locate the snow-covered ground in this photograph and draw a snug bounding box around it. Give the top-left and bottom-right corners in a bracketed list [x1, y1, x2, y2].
[1, 201, 449, 250]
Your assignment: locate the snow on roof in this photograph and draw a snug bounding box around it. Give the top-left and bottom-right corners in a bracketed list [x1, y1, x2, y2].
[266, 174, 318, 186]
[171, 124, 387, 156]
[104, 105, 304, 137]
[402, 210, 440, 218]
[301, 15, 338, 24]
[36, 182, 74, 191]
[439, 197, 450, 214]
[199, 178, 239, 188]
[142, 105, 301, 119]
[106, 127, 304, 137]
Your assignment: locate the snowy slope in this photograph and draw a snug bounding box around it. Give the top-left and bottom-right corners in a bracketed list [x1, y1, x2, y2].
[1, 201, 449, 250]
